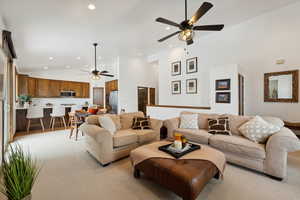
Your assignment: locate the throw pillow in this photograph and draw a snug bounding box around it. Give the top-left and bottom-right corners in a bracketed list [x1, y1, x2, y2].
[179, 114, 199, 129]
[132, 116, 151, 130]
[208, 117, 231, 135]
[98, 115, 121, 134]
[238, 116, 280, 144]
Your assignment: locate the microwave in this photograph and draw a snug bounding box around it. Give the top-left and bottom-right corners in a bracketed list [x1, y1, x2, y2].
[60, 91, 76, 97]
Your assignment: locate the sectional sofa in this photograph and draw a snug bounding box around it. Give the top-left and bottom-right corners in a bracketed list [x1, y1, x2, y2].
[79, 112, 163, 166]
[164, 112, 300, 180]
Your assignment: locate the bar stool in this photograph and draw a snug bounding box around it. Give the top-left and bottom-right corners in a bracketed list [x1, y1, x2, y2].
[49, 106, 67, 130]
[26, 106, 44, 133]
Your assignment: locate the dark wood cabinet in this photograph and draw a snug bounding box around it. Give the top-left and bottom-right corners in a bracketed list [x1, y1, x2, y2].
[17, 75, 90, 98]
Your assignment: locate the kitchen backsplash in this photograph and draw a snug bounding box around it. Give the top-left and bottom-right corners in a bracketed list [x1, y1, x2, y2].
[31, 98, 91, 107]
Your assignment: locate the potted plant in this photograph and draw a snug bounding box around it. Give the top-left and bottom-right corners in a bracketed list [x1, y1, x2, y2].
[0, 144, 40, 200]
[18, 95, 32, 108]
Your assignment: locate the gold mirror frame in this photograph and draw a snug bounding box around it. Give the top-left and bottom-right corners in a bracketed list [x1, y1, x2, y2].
[264, 70, 299, 103]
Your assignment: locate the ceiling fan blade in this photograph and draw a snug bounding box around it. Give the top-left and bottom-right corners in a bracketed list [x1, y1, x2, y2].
[193, 24, 224, 31]
[189, 2, 213, 25]
[100, 74, 114, 77]
[158, 31, 181, 42]
[100, 70, 109, 74]
[187, 39, 194, 45]
[156, 17, 181, 28]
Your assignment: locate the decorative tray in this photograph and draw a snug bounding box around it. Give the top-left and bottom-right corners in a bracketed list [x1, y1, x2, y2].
[158, 143, 201, 159]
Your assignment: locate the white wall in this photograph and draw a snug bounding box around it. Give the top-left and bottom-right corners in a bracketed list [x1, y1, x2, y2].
[118, 56, 159, 113]
[153, 2, 300, 122]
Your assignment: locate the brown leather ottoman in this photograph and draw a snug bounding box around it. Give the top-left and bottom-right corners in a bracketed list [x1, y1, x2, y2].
[134, 158, 219, 200]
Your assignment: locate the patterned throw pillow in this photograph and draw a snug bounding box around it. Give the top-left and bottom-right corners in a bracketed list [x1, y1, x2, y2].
[179, 114, 199, 129]
[132, 116, 151, 130]
[238, 116, 280, 144]
[208, 117, 231, 135]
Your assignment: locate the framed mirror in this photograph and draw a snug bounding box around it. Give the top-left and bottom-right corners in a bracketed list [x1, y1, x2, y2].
[264, 70, 298, 102]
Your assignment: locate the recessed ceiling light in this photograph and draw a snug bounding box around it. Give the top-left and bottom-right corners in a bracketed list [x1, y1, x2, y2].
[88, 4, 96, 10]
[77, 56, 81, 60]
[66, 65, 71, 69]
[166, 26, 171, 30]
[43, 66, 48, 70]
[49, 57, 53, 60]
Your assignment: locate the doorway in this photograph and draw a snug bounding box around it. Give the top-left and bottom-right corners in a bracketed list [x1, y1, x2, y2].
[238, 74, 245, 115]
[137, 87, 156, 115]
[93, 87, 104, 107]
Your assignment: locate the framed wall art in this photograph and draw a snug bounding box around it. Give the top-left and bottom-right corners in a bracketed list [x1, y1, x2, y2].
[216, 79, 231, 90]
[171, 61, 181, 76]
[186, 79, 197, 94]
[216, 92, 231, 103]
[171, 81, 181, 95]
[186, 57, 198, 74]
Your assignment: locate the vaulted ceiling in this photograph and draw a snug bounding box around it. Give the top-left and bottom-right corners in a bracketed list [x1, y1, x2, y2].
[0, 0, 298, 73]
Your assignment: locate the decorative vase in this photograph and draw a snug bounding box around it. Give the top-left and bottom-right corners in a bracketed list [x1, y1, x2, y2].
[21, 194, 32, 200]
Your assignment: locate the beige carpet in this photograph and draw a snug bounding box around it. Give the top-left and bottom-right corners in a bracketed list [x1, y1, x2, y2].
[7, 130, 300, 200]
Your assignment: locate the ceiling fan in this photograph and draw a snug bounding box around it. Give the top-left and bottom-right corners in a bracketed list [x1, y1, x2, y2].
[156, 1, 224, 45]
[81, 43, 114, 80]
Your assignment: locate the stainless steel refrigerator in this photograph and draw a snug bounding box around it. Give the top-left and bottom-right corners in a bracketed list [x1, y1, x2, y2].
[109, 91, 118, 114]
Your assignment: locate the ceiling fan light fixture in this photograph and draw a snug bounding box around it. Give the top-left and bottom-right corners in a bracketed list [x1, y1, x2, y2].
[88, 3, 96, 10]
[91, 74, 101, 80]
[178, 29, 194, 41]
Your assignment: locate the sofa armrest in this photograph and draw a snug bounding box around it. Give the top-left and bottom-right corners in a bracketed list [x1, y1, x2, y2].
[150, 118, 163, 140]
[163, 117, 180, 139]
[266, 127, 300, 152]
[265, 127, 300, 178]
[79, 123, 113, 143]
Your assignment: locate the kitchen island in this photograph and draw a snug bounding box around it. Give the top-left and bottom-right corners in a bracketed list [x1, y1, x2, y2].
[15, 106, 88, 133]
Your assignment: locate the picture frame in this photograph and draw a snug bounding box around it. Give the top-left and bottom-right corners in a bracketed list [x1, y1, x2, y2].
[216, 79, 231, 90]
[171, 61, 181, 76]
[216, 92, 231, 103]
[186, 57, 198, 74]
[186, 79, 197, 94]
[171, 81, 181, 95]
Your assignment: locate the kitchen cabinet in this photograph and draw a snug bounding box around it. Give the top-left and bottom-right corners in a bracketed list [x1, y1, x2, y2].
[36, 79, 50, 97]
[17, 75, 90, 98]
[17, 74, 29, 96]
[82, 83, 90, 98]
[105, 80, 118, 93]
[49, 80, 61, 97]
[27, 78, 37, 97]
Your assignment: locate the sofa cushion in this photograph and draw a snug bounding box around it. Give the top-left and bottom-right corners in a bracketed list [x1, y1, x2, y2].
[225, 114, 253, 136]
[113, 130, 138, 147]
[239, 116, 280, 144]
[120, 112, 144, 130]
[262, 116, 284, 128]
[99, 115, 122, 134]
[86, 115, 101, 126]
[131, 129, 156, 144]
[179, 114, 199, 129]
[208, 117, 231, 135]
[181, 112, 220, 129]
[209, 135, 266, 159]
[132, 116, 151, 130]
[174, 128, 212, 145]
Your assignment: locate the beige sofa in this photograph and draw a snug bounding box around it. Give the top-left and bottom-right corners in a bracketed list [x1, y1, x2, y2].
[164, 112, 300, 180]
[80, 112, 163, 166]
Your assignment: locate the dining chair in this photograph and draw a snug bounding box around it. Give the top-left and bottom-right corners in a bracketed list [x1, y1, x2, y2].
[69, 113, 84, 141]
